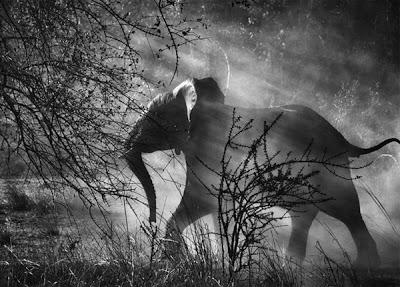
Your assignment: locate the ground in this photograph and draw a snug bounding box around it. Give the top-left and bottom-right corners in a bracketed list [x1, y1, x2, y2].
[1, 179, 400, 286]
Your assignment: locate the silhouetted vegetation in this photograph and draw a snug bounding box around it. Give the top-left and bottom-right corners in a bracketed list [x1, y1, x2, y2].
[4, 183, 33, 211]
[0, 0, 204, 206]
[0, 0, 399, 285]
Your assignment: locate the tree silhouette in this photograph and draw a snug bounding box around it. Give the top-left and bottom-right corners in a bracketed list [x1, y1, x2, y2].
[0, 0, 203, 206]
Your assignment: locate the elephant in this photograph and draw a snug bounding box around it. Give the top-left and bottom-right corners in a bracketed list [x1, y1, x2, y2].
[124, 77, 400, 268]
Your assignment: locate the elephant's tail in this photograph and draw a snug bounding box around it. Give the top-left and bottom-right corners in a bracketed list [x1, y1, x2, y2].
[350, 138, 400, 157]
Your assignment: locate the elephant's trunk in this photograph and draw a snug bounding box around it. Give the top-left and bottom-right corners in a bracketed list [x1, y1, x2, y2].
[125, 150, 156, 222]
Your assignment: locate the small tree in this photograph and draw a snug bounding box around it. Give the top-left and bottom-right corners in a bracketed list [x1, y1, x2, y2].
[208, 109, 353, 282]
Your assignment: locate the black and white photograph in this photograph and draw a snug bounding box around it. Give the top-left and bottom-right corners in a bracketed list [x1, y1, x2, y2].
[1, 0, 400, 286]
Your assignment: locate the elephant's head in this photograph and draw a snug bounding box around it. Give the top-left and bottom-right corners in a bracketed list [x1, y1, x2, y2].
[124, 77, 225, 222]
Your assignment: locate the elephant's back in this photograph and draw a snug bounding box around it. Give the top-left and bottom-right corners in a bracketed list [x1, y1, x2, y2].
[189, 103, 353, 168]
[233, 104, 352, 159]
[265, 105, 351, 157]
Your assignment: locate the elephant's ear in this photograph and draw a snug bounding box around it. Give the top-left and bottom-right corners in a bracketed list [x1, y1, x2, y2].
[147, 79, 197, 122]
[146, 77, 223, 123]
[172, 79, 197, 122]
[188, 78, 225, 142]
[192, 77, 225, 104]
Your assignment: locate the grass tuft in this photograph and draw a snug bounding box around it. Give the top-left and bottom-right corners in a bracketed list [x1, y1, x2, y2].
[34, 196, 55, 215]
[4, 183, 33, 212]
[0, 229, 12, 246]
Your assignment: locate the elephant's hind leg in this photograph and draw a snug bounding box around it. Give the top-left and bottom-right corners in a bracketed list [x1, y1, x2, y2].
[330, 209, 380, 268]
[322, 181, 380, 269]
[287, 208, 318, 262]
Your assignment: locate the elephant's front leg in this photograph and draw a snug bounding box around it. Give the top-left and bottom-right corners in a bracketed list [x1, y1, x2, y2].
[164, 177, 213, 255]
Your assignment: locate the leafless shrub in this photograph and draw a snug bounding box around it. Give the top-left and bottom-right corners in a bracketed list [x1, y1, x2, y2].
[204, 109, 352, 282]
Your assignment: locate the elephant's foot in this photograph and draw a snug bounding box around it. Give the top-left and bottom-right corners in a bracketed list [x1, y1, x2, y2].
[286, 250, 306, 267]
[286, 240, 307, 266]
[161, 238, 184, 260]
[354, 252, 380, 270]
[353, 239, 381, 270]
[162, 224, 186, 260]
